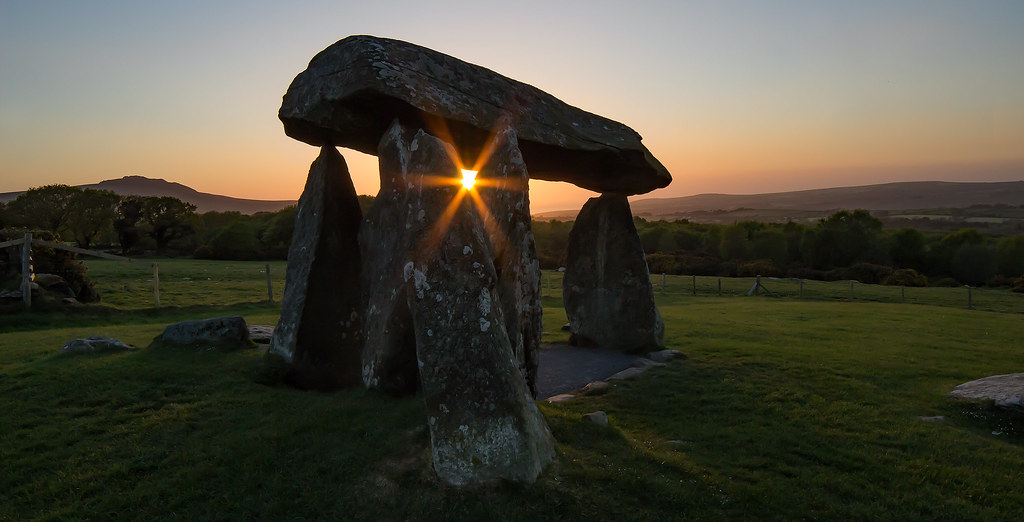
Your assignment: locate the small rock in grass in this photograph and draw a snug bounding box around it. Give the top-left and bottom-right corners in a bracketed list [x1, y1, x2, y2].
[918, 416, 946, 422]
[647, 349, 685, 363]
[61, 336, 133, 354]
[632, 358, 666, 369]
[561, 323, 571, 331]
[608, 367, 647, 381]
[546, 394, 575, 403]
[582, 411, 608, 426]
[581, 381, 609, 394]
[664, 440, 690, 449]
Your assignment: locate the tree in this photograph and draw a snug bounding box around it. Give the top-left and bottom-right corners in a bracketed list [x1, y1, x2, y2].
[889, 228, 926, 270]
[6, 184, 80, 235]
[114, 195, 146, 255]
[752, 228, 788, 268]
[952, 244, 997, 286]
[805, 210, 884, 268]
[719, 224, 750, 261]
[996, 235, 1024, 277]
[67, 189, 120, 250]
[140, 196, 197, 253]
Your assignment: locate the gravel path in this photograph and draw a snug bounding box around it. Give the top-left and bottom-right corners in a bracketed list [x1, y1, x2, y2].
[536, 343, 640, 398]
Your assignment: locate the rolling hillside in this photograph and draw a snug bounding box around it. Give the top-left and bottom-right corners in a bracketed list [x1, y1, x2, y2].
[0, 176, 296, 214]
[534, 181, 1024, 221]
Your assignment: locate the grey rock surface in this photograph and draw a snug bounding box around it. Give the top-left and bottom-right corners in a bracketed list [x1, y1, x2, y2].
[394, 123, 554, 485]
[61, 336, 133, 354]
[563, 193, 665, 353]
[950, 373, 1024, 413]
[158, 316, 252, 349]
[280, 35, 670, 195]
[648, 349, 686, 363]
[582, 411, 609, 426]
[359, 121, 454, 394]
[269, 146, 364, 389]
[476, 127, 542, 397]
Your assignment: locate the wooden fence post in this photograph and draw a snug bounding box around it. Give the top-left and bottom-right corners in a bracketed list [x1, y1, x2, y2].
[265, 263, 274, 304]
[662, 273, 667, 293]
[21, 232, 32, 310]
[718, 278, 722, 296]
[901, 285, 905, 304]
[850, 280, 855, 301]
[152, 262, 160, 307]
[799, 279, 804, 299]
[692, 275, 697, 296]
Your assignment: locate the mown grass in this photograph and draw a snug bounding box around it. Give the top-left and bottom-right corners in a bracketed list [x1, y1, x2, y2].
[3, 282, 1024, 519]
[539, 271, 1024, 314]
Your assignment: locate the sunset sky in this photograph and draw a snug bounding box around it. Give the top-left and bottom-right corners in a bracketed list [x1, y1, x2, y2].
[2, 1, 1022, 212]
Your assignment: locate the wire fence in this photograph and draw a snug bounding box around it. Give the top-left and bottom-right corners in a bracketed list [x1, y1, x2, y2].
[540, 270, 1024, 314]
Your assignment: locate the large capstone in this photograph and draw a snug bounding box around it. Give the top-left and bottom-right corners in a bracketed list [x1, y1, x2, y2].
[279, 35, 671, 195]
[268, 145, 364, 390]
[476, 127, 542, 397]
[563, 193, 665, 353]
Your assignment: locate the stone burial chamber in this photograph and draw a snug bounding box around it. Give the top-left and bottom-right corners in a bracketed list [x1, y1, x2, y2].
[269, 35, 672, 485]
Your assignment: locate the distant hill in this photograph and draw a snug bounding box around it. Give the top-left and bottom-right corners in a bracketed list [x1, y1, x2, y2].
[533, 181, 1024, 221]
[0, 176, 296, 214]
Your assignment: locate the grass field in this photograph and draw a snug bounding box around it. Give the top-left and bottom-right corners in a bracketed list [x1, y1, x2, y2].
[2, 261, 1024, 520]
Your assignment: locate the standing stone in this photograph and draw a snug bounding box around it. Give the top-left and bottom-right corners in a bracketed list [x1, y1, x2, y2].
[364, 120, 554, 484]
[476, 126, 543, 397]
[359, 120, 458, 394]
[404, 175, 554, 485]
[563, 193, 664, 352]
[268, 146, 363, 390]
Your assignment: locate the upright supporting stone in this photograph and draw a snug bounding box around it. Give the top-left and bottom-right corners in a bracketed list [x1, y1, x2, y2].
[359, 120, 456, 394]
[477, 127, 543, 397]
[563, 193, 665, 352]
[269, 145, 364, 390]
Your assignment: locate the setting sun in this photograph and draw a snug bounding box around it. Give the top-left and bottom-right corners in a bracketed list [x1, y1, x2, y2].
[460, 169, 477, 190]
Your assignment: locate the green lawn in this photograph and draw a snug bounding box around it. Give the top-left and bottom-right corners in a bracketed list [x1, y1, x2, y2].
[2, 263, 1024, 520]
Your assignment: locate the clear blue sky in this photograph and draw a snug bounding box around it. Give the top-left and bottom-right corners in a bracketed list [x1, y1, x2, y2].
[2, 0, 1022, 211]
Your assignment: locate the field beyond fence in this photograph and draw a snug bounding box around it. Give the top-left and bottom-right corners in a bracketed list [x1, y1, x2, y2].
[77, 259, 1024, 315]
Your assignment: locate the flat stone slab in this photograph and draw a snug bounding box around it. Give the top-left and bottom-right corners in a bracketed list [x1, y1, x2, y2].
[950, 373, 1024, 412]
[280, 35, 671, 195]
[536, 343, 639, 398]
[248, 325, 274, 344]
[61, 336, 133, 354]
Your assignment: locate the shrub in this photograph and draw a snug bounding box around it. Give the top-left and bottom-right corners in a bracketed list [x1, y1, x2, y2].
[932, 277, 962, 288]
[884, 268, 928, 287]
[1012, 276, 1024, 293]
[738, 259, 782, 278]
[843, 263, 893, 285]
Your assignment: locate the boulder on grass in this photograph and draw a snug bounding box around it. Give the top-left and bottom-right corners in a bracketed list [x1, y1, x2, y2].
[157, 316, 254, 350]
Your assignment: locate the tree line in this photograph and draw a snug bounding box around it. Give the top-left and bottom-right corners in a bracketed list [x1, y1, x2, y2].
[3, 185, 1024, 290]
[0, 184, 297, 260]
[533, 210, 1024, 290]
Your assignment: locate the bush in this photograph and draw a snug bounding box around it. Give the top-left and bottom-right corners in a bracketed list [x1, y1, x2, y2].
[738, 259, 782, 277]
[1012, 276, 1024, 293]
[884, 268, 928, 287]
[985, 274, 1013, 288]
[843, 263, 893, 285]
[645, 253, 679, 275]
[932, 277, 962, 288]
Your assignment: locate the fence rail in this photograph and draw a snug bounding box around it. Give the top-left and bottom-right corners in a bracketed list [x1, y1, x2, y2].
[540, 271, 1024, 314]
